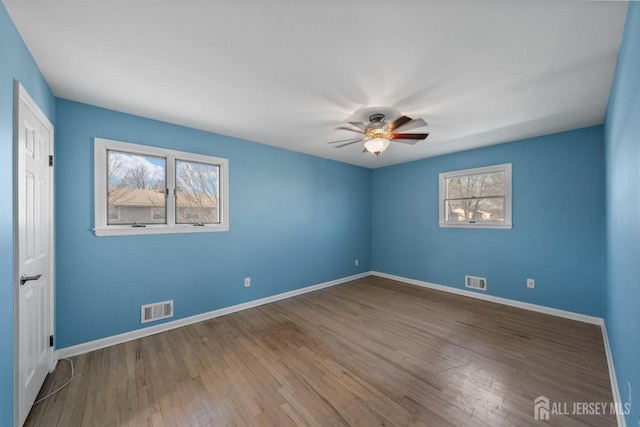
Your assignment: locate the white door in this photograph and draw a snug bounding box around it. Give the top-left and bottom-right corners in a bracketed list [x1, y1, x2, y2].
[15, 83, 54, 427]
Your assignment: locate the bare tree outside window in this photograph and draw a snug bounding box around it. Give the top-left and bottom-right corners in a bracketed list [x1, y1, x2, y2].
[175, 160, 219, 224]
[107, 151, 166, 225]
[123, 163, 152, 189]
[446, 172, 505, 222]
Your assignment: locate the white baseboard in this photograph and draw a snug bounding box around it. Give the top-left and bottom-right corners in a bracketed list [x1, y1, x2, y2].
[371, 271, 604, 325]
[601, 321, 627, 427]
[56, 272, 371, 359]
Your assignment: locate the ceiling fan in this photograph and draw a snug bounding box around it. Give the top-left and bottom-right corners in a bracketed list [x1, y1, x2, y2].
[329, 113, 428, 155]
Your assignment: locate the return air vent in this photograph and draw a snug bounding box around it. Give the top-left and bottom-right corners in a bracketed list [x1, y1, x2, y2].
[465, 275, 487, 291]
[141, 300, 174, 324]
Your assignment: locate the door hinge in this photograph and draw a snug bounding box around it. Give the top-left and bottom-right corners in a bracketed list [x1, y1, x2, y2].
[49, 335, 53, 347]
[48, 155, 53, 167]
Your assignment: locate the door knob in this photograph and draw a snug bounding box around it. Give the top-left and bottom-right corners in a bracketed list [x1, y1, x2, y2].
[20, 274, 42, 286]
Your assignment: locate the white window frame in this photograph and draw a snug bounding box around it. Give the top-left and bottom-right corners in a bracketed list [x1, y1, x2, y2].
[94, 138, 229, 236]
[439, 163, 512, 229]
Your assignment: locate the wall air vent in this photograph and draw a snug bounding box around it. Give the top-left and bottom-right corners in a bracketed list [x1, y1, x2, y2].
[465, 275, 487, 291]
[141, 300, 174, 323]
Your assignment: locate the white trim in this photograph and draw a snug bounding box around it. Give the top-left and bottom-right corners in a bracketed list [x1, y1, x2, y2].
[601, 321, 627, 427]
[372, 271, 603, 325]
[439, 163, 512, 229]
[94, 137, 229, 236]
[95, 223, 230, 237]
[438, 222, 513, 230]
[56, 272, 370, 358]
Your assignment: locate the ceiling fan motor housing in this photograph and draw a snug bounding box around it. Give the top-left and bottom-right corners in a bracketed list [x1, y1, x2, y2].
[365, 114, 392, 140]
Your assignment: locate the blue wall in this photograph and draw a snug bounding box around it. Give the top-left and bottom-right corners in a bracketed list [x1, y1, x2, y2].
[372, 126, 606, 317]
[0, 2, 55, 425]
[54, 99, 371, 348]
[604, 2, 640, 425]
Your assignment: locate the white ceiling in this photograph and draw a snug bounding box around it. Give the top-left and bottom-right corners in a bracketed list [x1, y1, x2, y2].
[4, 0, 628, 168]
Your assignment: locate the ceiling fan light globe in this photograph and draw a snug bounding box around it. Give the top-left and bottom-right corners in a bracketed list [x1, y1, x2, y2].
[364, 138, 391, 155]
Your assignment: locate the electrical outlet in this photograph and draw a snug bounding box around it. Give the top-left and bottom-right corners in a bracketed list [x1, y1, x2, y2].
[244, 277, 251, 287]
[527, 278, 535, 288]
[355, 259, 359, 266]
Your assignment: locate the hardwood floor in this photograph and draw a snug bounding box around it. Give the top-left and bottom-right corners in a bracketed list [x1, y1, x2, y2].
[26, 277, 616, 426]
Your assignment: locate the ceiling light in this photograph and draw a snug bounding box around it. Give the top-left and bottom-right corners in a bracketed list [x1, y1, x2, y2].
[364, 138, 391, 156]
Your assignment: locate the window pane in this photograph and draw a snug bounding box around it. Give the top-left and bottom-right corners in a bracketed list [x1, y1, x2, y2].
[446, 198, 505, 222]
[446, 172, 504, 199]
[175, 160, 219, 224]
[107, 150, 166, 225]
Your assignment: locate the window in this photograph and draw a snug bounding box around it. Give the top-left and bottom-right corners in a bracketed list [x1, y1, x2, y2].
[439, 163, 512, 229]
[94, 138, 229, 236]
[107, 150, 166, 225]
[175, 160, 220, 224]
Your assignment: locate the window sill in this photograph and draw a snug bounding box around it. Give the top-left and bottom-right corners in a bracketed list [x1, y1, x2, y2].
[94, 224, 230, 237]
[439, 222, 512, 230]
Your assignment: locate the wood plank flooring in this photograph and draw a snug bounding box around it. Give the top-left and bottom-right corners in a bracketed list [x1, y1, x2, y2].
[26, 277, 616, 426]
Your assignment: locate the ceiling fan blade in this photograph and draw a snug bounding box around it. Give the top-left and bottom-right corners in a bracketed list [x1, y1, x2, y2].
[389, 116, 412, 131]
[392, 133, 429, 140]
[391, 134, 430, 145]
[394, 118, 428, 132]
[335, 140, 362, 148]
[328, 137, 364, 144]
[336, 126, 364, 134]
[348, 121, 366, 131]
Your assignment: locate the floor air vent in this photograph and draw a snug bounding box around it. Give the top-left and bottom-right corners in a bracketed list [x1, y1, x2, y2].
[141, 300, 174, 323]
[465, 275, 487, 291]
